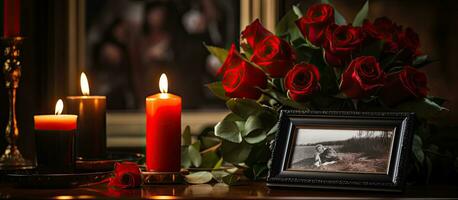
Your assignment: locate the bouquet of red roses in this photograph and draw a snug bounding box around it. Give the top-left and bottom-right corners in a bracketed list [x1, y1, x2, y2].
[190, 1, 450, 180]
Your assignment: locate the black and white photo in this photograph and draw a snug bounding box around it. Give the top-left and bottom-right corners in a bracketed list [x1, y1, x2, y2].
[288, 128, 395, 174]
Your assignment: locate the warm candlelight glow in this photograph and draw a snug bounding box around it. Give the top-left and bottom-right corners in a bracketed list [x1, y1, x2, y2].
[55, 99, 64, 115]
[80, 72, 90, 96]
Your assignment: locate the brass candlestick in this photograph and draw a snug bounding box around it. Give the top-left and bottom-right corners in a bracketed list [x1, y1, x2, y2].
[0, 37, 32, 169]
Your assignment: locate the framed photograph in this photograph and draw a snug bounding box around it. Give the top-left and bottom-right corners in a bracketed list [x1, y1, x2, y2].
[267, 110, 415, 192]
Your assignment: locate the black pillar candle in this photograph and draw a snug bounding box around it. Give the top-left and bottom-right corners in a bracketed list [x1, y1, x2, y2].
[66, 96, 106, 159]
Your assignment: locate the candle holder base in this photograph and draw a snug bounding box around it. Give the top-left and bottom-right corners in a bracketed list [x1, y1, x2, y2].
[142, 171, 184, 185]
[0, 145, 34, 170]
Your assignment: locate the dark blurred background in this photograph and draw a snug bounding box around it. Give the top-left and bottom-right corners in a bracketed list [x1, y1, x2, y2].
[0, 0, 457, 162]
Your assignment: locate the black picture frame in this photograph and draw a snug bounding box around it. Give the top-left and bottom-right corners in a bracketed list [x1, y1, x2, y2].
[267, 110, 415, 192]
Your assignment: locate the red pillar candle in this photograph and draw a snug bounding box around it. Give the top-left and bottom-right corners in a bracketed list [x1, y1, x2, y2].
[146, 73, 181, 172]
[34, 99, 78, 172]
[3, 0, 21, 37]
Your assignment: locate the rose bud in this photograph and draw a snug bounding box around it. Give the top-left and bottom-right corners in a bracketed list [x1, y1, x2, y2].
[323, 24, 365, 67]
[296, 3, 335, 46]
[284, 63, 321, 101]
[396, 28, 421, 63]
[340, 56, 385, 99]
[251, 35, 296, 78]
[379, 66, 428, 106]
[362, 17, 402, 54]
[240, 19, 273, 52]
[217, 44, 244, 76]
[222, 62, 267, 100]
[108, 162, 141, 189]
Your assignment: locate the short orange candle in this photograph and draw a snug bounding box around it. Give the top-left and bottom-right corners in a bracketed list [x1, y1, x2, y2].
[34, 99, 78, 171]
[34, 100, 77, 131]
[146, 74, 181, 172]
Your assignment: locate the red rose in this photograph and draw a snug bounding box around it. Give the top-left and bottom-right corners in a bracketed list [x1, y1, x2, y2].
[364, 17, 400, 41]
[324, 24, 365, 67]
[362, 17, 401, 54]
[340, 56, 385, 99]
[284, 63, 320, 101]
[217, 44, 243, 76]
[251, 35, 296, 77]
[379, 66, 428, 106]
[398, 28, 420, 52]
[296, 3, 335, 46]
[240, 19, 273, 52]
[222, 62, 267, 99]
[108, 162, 141, 189]
[218, 44, 267, 99]
[396, 27, 421, 63]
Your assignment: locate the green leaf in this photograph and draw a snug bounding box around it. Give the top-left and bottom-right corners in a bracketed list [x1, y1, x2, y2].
[213, 158, 224, 170]
[185, 171, 213, 184]
[244, 164, 268, 180]
[204, 45, 228, 63]
[226, 98, 263, 119]
[310, 49, 339, 94]
[413, 55, 428, 66]
[189, 142, 202, 167]
[181, 147, 191, 168]
[201, 136, 221, 150]
[427, 96, 447, 106]
[211, 171, 230, 183]
[222, 174, 240, 185]
[275, 4, 306, 42]
[262, 88, 308, 110]
[200, 151, 220, 168]
[205, 82, 229, 101]
[215, 120, 242, 143]
[412, 55, 438, 69]
[244, 129, 267, 144]
[221, 140, 252, 164]
[223, 113, 244, 122]
[267, 123, 279, 136]
[292, 5, 303, 18]
[395, 98, 448, 122]
[321, 0, 347, 25]
[270, 78, 285, 92]
[412, 134, 424, 164]
[235, 121, 246, 136]
[246, 142, 271, 166]
[352, 1, 369, 27]
[183, 125, 192, 145]
[243, 115, 264, 137]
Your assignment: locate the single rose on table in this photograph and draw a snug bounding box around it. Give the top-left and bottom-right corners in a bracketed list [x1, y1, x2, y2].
[218, 44, 267, 100]
[284, 63, 321, 101]
[296, 3, 335, 46]
[340, 56, 385, 99]
[108, 162, 142, 189]
[250, 35, 297, 78]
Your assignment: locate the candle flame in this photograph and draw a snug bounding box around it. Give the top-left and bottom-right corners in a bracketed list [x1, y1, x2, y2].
[159, 73, 168, 94]
[55, 99, 63, 115]
[80, 72, 90, 96]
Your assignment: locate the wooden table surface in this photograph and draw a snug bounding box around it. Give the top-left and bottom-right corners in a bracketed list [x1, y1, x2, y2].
[0, 181, 457, 199]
